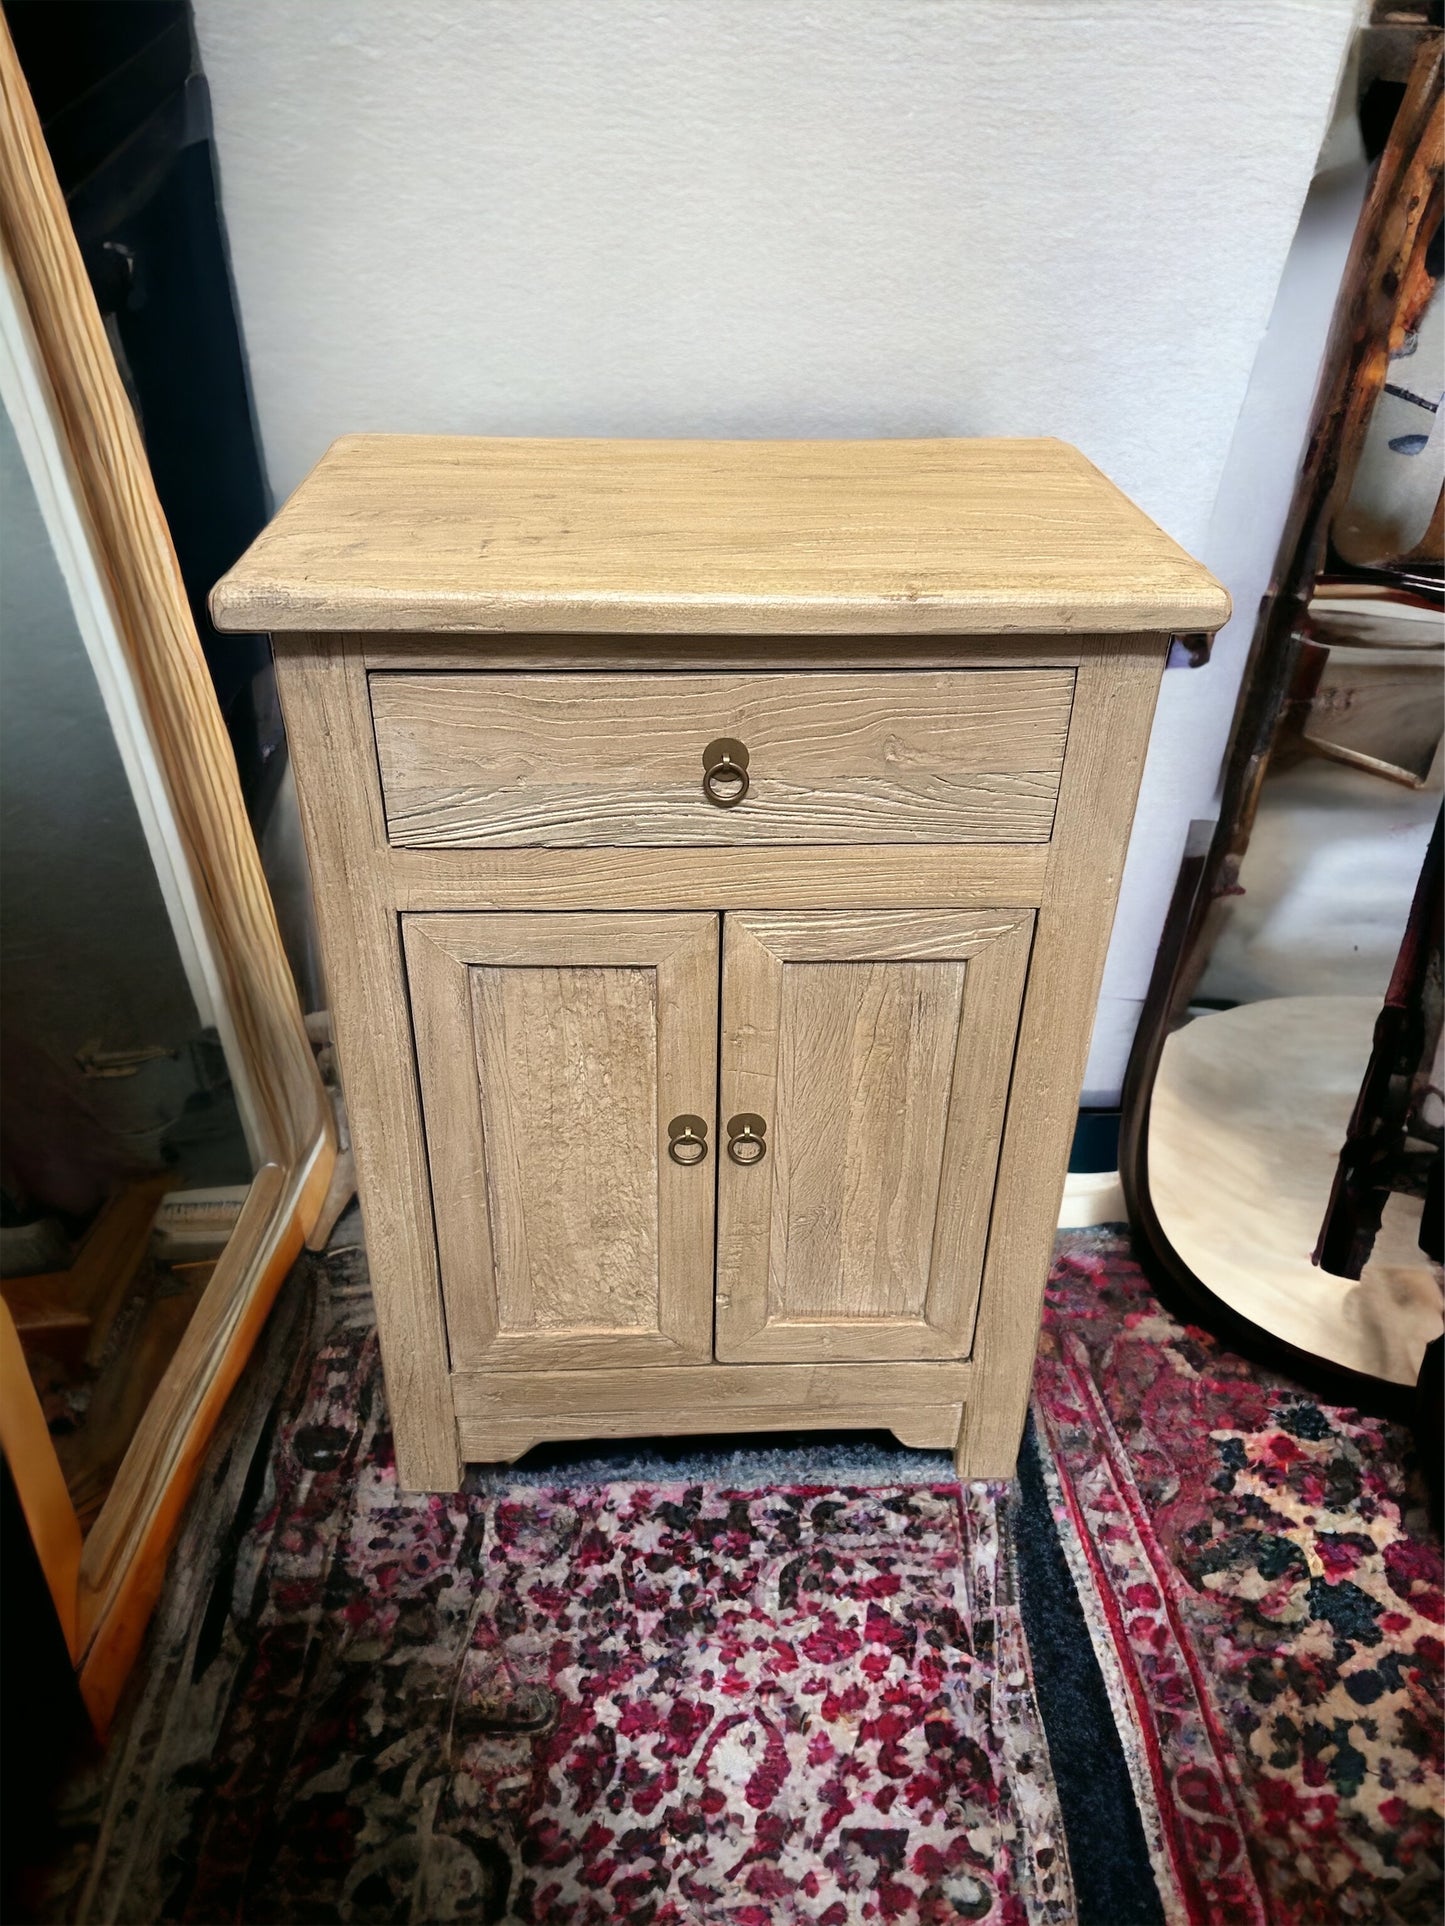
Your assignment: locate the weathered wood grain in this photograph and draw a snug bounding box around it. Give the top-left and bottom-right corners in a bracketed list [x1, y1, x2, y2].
[716, 909, 1034, 1365]
[210, 434, 1230, 637]
[403, 912, 718, 1372]
[453, 1359, 972, 1460]
[209, 429, 1217, 1489]
[474, 965, 661, 1337]
[957, 635, 1168, 1476]
[388, 843, 1049, 911]
[273, 640, 461, 1490]
[362, 636, 1086, 674]
[371, 669, 1073, 847]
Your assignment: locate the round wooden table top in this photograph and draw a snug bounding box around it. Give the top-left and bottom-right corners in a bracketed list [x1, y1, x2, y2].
[1150, 995, 1442, 1386]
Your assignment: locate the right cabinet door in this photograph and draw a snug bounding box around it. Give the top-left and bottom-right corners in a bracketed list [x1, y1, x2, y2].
[715, 909, 1035, 1363]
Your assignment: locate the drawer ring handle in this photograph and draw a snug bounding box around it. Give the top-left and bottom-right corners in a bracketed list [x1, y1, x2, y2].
[702, 738, 750, 808]
[667, 1115, 710, 1166]
[726, 1114, 768, 1166]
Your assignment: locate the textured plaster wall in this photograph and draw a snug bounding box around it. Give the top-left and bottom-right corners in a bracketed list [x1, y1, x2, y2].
[194, 0, 1359, 1100]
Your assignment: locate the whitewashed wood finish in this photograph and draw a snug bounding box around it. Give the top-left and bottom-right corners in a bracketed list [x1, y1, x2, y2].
[956, 636, 1167, 1476]
[389, 844, 1049, 912]
[403, 913, 718, 1371]
[716, 910, 1034, 1365]
[209, 435, 1231, 638]
[271, 628, 1174, 1483]
[370, 670, 1074, 848]
[274, 638, 461, 1490]
[207, 424, 1219, 1488]
[453, 1359, 972, 1461]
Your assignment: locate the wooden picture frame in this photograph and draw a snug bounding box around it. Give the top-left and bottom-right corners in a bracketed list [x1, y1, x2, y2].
[0, 18, 334, 1731]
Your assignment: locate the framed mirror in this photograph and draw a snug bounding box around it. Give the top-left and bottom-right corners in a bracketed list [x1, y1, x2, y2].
[0, 21, 333, 1731]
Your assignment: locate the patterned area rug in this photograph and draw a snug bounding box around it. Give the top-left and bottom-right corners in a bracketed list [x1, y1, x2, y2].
[34, 1227, 1442, 1925]
[1035, 1245, 1443, 1925]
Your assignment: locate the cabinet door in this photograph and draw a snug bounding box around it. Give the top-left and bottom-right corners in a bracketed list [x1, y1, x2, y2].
[715, 909, 1034, 1364]
[403, 912, 718, 1371]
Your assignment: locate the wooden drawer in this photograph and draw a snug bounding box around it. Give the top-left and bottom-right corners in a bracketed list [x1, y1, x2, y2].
[369, 669, 1074, 848]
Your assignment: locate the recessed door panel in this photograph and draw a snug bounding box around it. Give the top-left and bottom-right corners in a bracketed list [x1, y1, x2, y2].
[716, 909, 1033, 1363]
[472, 962, 661, 1338]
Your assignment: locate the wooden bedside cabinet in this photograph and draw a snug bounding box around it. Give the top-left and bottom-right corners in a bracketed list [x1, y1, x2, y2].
[212, 437, 1228, 1491]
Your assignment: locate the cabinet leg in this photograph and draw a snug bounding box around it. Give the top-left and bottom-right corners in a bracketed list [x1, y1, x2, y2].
[952, 1404, 1027, 1483]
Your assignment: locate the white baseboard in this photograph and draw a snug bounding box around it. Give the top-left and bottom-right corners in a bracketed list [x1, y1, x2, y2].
[1058, 1169, 1127, 1230]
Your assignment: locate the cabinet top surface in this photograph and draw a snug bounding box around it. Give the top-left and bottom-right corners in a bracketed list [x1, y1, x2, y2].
[210, 435, 1230, 639]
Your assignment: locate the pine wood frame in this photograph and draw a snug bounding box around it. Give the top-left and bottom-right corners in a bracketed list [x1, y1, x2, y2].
[0, 19, 334, 1731]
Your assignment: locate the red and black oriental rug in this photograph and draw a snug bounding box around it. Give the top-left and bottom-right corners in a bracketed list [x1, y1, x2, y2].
[34, 1229, 1442, 1924]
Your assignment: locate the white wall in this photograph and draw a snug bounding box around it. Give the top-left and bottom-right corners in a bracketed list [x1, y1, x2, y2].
[194, 0, 1360, 1100]
[1086, 137, 1369, 1098]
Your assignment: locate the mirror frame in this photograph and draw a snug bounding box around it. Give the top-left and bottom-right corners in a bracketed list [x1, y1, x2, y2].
[0, 18, 334, 1731]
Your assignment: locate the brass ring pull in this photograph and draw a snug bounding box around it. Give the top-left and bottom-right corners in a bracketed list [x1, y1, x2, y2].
[667, 1115, 709, 1166]
[702, 738, 750, 808]
[726, 1114, 768, 1166]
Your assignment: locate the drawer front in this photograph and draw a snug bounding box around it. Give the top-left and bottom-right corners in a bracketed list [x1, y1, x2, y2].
[370, 669, 1074, 848]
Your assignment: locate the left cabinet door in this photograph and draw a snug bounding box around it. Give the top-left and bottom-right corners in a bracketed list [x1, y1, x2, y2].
[402, 913, 719, 1371]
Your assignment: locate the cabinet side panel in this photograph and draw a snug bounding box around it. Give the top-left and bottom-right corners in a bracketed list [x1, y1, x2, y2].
[273, 635, 460, 1490]
[958, 634, 1167, 1477]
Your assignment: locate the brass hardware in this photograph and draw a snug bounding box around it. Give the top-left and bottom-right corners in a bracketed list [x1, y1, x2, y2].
[702, 737, 750, 808]
[726, 1113, 768, 1165]
[666, 1114, 709, 1166]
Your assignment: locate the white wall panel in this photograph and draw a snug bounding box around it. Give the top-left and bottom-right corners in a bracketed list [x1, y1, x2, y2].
[194, 0, 1360, 1097]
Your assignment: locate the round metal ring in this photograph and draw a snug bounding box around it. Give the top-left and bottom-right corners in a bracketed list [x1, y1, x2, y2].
[667, 1115, 709, 1166]
[702, 738, 750, 809]
[702, 760, 748, 807]
[726, 1114, 768, 1166]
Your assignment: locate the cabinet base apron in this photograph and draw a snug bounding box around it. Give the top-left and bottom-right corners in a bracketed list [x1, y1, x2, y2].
[451, 1359, 978, 1472]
